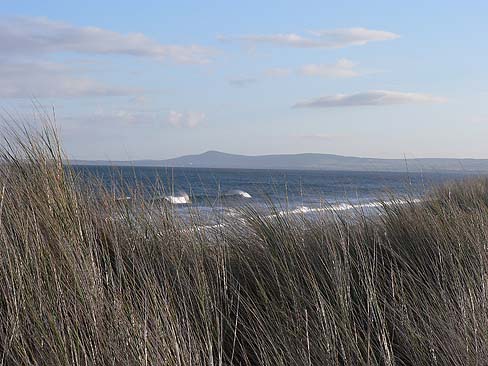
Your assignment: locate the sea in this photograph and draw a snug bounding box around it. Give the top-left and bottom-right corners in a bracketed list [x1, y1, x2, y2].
[72, 165, 477, 224]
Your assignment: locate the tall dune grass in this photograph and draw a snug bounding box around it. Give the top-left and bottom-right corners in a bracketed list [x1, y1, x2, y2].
[0, 125, 487, 365]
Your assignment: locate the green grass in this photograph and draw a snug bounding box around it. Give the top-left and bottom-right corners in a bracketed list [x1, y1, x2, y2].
[0, 126, 487, 365]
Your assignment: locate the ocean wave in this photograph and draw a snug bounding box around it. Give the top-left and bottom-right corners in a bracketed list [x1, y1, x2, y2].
[277, 198, 421, 216]
[163, 192, 191, 204]
[184, 198, 423, 233]
[222, 189, 252, 199]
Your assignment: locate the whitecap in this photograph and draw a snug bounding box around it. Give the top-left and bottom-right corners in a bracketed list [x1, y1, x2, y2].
[164, 192, 191, 204]
[288, 206, 312, 214]
[277, 198, 422, 216]
[223, 189, 252, 198]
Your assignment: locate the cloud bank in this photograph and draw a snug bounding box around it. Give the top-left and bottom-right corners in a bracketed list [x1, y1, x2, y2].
[0, 16, 213, 63]
[293, 90, 446, 108]
[0, 62, 138, 98]
[0, 16, 214, 98]
[219, 27, 399, 49]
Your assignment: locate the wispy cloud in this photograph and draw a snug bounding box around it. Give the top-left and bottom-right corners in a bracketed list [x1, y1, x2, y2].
[293, 90, 446, 108]
[228, 78, 258, 87]
[308, 28, 400, 46]
[74, 108, 206, 128]
[86, 108, 161, 126]
[252, 59, 361, 84]
[299, 59, 360, 78]
[218, 27, 399, 49]
[0, 61, 139, 98]
[262, 59, 362, 80]
[0, 16, 214, 64]
[167, 111, 206, 127]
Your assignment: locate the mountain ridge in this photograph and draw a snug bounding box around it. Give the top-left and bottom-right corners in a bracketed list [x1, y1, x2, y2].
[70, 150, 488, 173]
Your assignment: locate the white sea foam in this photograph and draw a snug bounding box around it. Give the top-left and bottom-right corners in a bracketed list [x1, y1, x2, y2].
[164, 192, 191, 204]
[223, 189, 252, 198]
[277, 198, 422, 216]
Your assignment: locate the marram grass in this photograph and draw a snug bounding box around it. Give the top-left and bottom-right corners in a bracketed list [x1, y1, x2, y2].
[0, 126, 487, 365]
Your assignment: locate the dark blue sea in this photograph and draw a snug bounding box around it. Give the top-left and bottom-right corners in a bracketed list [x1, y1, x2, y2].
[72, 165, 476, 222]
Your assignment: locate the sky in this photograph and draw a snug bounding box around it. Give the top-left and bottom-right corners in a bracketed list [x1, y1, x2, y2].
[1, 0, 487, 160]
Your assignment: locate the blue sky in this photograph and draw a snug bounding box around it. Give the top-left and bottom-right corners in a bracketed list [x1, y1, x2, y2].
[1, 0, 487, 160]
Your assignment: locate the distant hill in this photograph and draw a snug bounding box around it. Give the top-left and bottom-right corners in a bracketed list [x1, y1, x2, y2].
[71, 151, 488, 173]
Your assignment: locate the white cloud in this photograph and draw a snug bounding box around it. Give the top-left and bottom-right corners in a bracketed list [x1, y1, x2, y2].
[309, 28, 399, 46]
[218, 27, 399, 49]
[229, 78, 258, 87]
[186, 112, 206, 127]
[167, 111, 205, 128]
[168, 111, 183, 126]
[219, 33, 323, 48]
[0, 16, 213, 64]
[299, 59, 359, 78]
[0, 16, 213, 98]
[229, 59, 360, 86]
[293, 90, 446, 108]
[0, 61, 138, 98]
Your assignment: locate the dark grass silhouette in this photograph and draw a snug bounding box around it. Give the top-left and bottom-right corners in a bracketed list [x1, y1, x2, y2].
[0, 125, 487, 365]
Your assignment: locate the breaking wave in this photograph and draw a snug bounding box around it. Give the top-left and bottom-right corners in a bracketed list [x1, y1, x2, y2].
[185, 198, 423, 232]
[162, 192, 191, 204]
[222, 189, 252, 199]
[278, 198, 421, 216]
